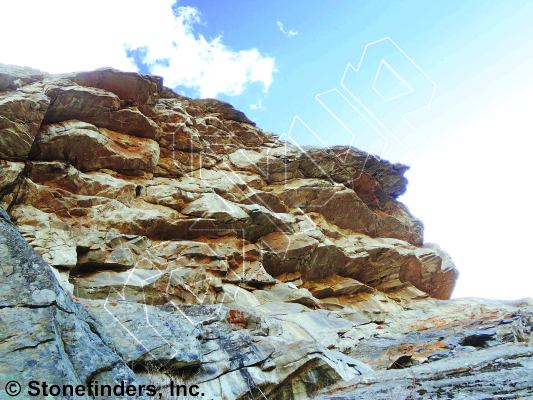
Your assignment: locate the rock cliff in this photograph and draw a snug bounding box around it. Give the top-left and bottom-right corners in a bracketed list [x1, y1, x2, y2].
[1, 63, 531, 399]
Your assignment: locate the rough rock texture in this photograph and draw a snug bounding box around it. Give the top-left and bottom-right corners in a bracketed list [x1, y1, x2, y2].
[312, 298, 533, 399]
[0, 63, 529, 400]
[0, 207, 144, 400]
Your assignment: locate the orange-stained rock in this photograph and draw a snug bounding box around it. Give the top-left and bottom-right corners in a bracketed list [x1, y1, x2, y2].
[86, 108, 163, 140]
[29, 120, 159, 172]
[62, 67, 162, 105]
[275, 271, 302, 283]
[42, 83, 163, 140]
[0, 90, 50, 159]
[0, 160, 24, 209]
[25, 161, 137, 205]
[0, 66, 483, 400]
[401, 243, 459, 300]
[187, 98, 256, 125]
[1, 65, 460, 317]
[43, 83, 120, 123]
[302, 275, 373, 299]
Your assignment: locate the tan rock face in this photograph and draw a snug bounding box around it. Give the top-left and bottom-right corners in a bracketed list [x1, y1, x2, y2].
[301, 275, 373, 298]
[0, 160, 24, 209]
[43, 82, 163, 140]
[0, 64, 471, 400]
[43, 84, 120, 123]
[0, 65, 458, 310]
[29, 120, 160, 172]
[0, 64, 48, 91]
[62, 67, 163, 105]
[0, 90, 50, 159]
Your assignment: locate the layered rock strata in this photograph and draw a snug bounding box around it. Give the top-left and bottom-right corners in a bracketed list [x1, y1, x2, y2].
[1, 63, 530, 400]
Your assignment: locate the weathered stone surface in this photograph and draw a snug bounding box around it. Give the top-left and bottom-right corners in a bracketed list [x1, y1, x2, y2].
[314, 345, 533, 399]
[42, 82, 163, 140]
[0, 90, 50, 159]
[187, 98, 256, 125]
[266, 179, 423, 245]
[302, 275, 373, 299]
[43, 83, 120, 123]
[0, 206, 143, 399]
[90, 108, 164, 140]
[25, 161, 138, 205]
[5, 65, 517, 400]
[182, 193, 249, 222]
[0, 63, 48, 91]
[0, 160, 24, 209]
[29, 120, 160, 172]
[259, 226, 457, 302]
[60, 67, 163, 105]
[17, 223, 77, 268]
[82, 298, 369, 400]
[313, 298, 533, 399]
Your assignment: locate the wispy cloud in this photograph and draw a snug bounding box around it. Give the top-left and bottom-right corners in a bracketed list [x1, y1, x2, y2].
[250, 98, 265, 110]
[277, 21, 298, 37]
[0, 1, 275, 99]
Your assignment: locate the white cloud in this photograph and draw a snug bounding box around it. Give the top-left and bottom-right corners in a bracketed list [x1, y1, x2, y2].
[250, 98, 265, 110]
[0, 1, 275, 98]
[277, 21, 298, 37]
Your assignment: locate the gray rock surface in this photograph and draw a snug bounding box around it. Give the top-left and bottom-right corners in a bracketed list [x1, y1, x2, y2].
[0, 206, 142, 400]
[312, 345, 533, 399]
[0, 64, 49, 91]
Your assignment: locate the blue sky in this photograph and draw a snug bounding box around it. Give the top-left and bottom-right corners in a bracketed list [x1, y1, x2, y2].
[1, 0, 532, 299]
[174, 0, 532, 145]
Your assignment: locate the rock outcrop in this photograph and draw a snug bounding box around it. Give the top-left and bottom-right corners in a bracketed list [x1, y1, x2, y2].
[0, 63, 530, 400]
[0, 206, 142, 400]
